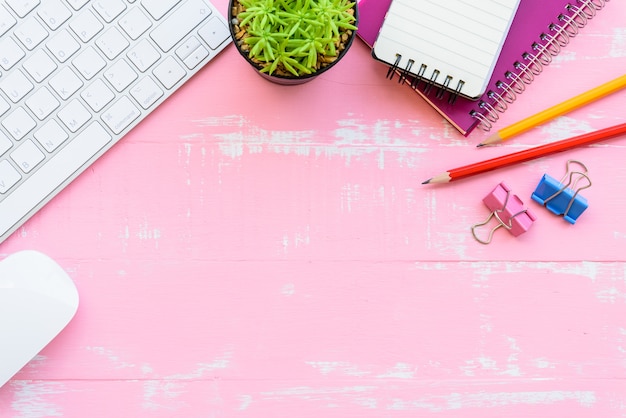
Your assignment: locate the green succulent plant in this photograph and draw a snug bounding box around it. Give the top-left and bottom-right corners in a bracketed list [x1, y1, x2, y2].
[232, 0, 357, 77]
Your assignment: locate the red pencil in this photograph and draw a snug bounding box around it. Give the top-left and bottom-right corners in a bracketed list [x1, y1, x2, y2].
[422, 122, 626, 184]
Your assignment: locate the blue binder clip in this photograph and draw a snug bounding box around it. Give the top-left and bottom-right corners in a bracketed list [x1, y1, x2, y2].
[531, 160, 591, 224]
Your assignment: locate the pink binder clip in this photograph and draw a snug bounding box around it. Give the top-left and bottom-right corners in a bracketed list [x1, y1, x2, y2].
[471, 182, 536, 244]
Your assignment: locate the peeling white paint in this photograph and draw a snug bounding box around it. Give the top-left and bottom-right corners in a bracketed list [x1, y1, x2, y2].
[539, 117, 594, 142]
[354, 396, 378, 409]
[281, 283, 295, 296]
[262, 385, 375, 400]
[596, 287, 624, 304]
[212, 116, 429, 165]
[389, 390, 596, 411]
[534, 358, 557, 369]
[340, 183, 360, 213]
[84, 346, 137, 369]
[377, 362, 416, 379]
[281, 225, 311, 253]
[137, 219, 162, 244]
[194, 115, 246, 127]
[142, 380, 186, 411]
[306, 361, 369, 377]
[410, 261, 607, 281]
[609, 28, 626, 57]
[10, 381, 65, 417]
[238, 394, 253, 410]
[142, 354, 232, 410]
[166, 356, 231, 380]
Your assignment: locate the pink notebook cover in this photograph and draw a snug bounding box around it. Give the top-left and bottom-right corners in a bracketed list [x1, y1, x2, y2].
[357, 0, 608, 136]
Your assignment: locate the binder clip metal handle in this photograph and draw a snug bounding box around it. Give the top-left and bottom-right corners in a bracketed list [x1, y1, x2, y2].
[471, 182, 536, 245]
[531, 160, 591, 224]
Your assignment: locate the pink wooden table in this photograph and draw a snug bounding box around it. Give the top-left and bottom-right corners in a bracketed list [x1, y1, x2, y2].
[2, 0, 626, 416]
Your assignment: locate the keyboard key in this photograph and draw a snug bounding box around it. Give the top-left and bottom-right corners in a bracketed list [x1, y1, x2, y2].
[0, 132, 12, 157]
[96, 27, 130, 60]
[5, 0, 40, 18]
[0, 5, 17, 36]
[46, 29, 81, 63]
[70, 9, 104, 42]
[0, 160, 21, 194]
[150, 0, 212, 52]
[130, 76, 163, 109]
[0, 37, 26, 70]
[14, 17, 49, 50]
[127, 39, 160, 72]
[72, 46, 106, 80]
[182, 45, 208, 69]
[11, 139, 45, 173]
[141, 0, 182, 20]
[58, 99, 91, 132]
[153, 55, 185, 89]
[104, 59, 138, 92]
[0, 69, 34, 103]
[23, 49, 57, 82]
[101, 96, 141, 134]
[175, 36, 201, 60]
[34, 120, 69, 152]
[81, 79, 115, 112]
[198, 16, 230, 50]
[49, 67, 83, 99]
[0, 122, 111, 235]
[92, 0, 127, 23]
[119, 7, 152, 40]
[2, 108, 36, 140]
[37, 0, 72, 30]
[25, 86, 60, 120]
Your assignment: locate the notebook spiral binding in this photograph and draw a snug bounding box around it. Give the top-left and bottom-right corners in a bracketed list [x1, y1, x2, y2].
[469, 0, 608, 131]
[387, 56, 466, 105]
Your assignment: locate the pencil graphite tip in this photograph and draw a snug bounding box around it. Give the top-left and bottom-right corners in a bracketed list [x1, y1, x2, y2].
[478, 132, 503, 147]
[422, 172, 452, 185]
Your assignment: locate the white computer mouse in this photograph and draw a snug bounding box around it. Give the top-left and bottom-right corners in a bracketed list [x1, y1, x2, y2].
[0, 250, 79, 387]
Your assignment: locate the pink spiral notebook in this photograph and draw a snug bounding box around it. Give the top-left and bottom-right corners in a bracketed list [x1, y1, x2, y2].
[358, 0, 609, 136]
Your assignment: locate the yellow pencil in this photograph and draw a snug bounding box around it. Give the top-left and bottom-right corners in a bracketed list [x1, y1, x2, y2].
[478, 73, 626, 147]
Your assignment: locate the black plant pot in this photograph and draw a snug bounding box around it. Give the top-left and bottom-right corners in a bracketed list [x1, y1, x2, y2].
[228, 0, 358, 85]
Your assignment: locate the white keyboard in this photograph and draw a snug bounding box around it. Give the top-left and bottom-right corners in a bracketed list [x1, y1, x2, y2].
[0, 0, 231, 243]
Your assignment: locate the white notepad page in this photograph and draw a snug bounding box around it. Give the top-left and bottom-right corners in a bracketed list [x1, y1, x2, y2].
[372, 0, 521, 100]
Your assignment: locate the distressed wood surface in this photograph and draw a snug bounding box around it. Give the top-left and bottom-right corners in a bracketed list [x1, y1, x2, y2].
[1, 0, 626, 416]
